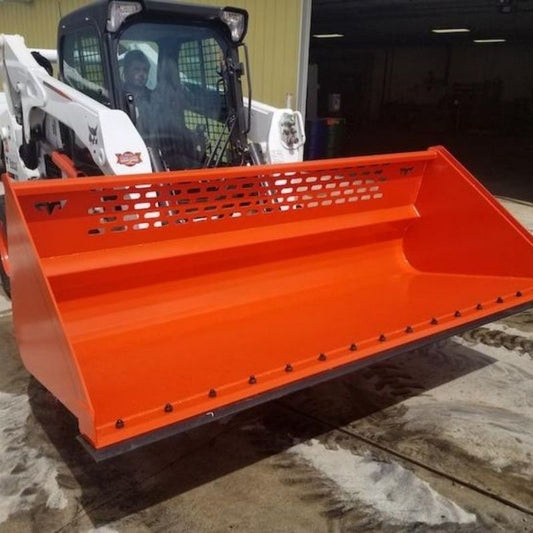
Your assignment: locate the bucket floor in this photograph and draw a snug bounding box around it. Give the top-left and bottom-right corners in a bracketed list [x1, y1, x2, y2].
[51, 239, 532, 425]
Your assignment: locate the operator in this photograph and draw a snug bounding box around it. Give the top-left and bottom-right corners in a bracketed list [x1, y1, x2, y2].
[122, 50, 152, 134]
[123, 49, 151, 101]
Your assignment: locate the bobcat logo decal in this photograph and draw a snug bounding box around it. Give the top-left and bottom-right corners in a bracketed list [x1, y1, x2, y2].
[88, 125, 98, 145]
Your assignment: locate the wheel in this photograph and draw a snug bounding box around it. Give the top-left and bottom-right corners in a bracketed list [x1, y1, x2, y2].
[0, 141, 5, 175]
[0, 194, 11, 299]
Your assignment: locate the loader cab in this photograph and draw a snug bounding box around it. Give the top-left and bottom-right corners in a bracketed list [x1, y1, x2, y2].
[57, 0, 250, 171]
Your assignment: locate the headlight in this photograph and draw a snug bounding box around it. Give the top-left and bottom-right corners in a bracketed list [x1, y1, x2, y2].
[107, 1, 143, 33]
[220, 8, 248, 43]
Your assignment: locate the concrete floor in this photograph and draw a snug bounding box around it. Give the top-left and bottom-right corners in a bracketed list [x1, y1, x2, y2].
[0, 155, 532, 532]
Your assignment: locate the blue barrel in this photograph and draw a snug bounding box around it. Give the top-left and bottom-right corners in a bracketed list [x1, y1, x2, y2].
[305, 119, 327, 160]
[325, 118, 346, 158]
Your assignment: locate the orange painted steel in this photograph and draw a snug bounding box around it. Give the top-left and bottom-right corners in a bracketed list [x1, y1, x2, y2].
[4, 146, 533, 454]
[0, 173, 9, 276]
[50, 151, 84, 178]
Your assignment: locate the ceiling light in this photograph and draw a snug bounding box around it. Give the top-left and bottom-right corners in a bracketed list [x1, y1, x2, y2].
[312, 33, 344, 39]
[473, 38, 506, 43]
[431, 28, 470, 34]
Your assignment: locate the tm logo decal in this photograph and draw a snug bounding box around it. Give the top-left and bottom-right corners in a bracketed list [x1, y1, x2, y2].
[116, 152, 142, 167]
[35, 200, 67, 215]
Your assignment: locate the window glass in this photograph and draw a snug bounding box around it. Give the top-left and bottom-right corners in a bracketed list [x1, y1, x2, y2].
[179, 38, 229, 163]
[62, 28, 109, 104]
[118, 40, 159, 90]
[118, 23, 233, 170]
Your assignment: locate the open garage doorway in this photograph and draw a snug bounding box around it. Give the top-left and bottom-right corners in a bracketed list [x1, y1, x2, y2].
[307, 0, 533, 202]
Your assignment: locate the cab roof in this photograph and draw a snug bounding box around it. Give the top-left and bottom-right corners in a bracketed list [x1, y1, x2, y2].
[59, 0, 228, 32]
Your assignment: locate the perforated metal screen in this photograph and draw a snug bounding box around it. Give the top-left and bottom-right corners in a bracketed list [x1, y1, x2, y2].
[83, 168, 386, 236]
[179, 38, 231, 164]
[19, 157, 429, 258]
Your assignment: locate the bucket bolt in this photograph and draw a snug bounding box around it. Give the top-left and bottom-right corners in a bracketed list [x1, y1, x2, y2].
[379, 334, 386, 342]
[405, 326, 413, 334]
[496, 296, 504, 304]
[431, 318, 438, 325]
[209, 388, 217, 398]
[115, 419, 124, 429]
[516, 291, 523, 297]
[249, 375, 257, 385]
[349, 343, 357, 351]
[476, 303, 483, 310]
[164, 403, 173, 413]
[454, 310, 462, 318]
[318, 353, 327, 361]
[285, 364, 293, 373]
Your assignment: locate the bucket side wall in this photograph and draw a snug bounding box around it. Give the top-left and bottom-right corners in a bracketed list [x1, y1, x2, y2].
[4, 178, 96, 441]
[403, 146, 533, 278]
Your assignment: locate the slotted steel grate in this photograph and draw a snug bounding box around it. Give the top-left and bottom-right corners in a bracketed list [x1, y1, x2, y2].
[23, 157, 425, 258]
[83, 165, 391, 236]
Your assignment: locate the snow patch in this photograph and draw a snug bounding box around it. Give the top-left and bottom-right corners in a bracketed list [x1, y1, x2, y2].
[498, 198, 533, 233]
[413, 338, 533, 473]
[0, 391, 67, 523]
[290, 439, 476, 525]
[481, 321, 532, 339]
[0, 292, 10, 314]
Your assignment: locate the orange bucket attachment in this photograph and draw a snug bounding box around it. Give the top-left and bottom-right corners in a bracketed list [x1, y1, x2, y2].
[4, 146, 533, 459]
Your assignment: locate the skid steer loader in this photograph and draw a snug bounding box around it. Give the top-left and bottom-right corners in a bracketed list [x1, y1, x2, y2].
[1, 1, 533, 460]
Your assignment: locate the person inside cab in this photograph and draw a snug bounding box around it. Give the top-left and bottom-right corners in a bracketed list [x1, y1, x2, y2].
[123, 49, 151, 101]
[122, 48, 202, 169]
[122, 50, 152, 135]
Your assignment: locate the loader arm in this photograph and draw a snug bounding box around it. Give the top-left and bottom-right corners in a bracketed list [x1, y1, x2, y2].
[0, 34, 151, 180]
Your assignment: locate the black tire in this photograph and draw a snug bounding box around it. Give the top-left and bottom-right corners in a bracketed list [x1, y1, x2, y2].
[0, 194, 11, 299]
[0, 142, 5, 174]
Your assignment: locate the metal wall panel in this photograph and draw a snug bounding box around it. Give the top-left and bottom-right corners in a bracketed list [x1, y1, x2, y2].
[0, 0, 304, 107]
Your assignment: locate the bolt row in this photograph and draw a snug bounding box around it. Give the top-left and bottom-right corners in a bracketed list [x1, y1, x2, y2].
[114, 290, 526, 429]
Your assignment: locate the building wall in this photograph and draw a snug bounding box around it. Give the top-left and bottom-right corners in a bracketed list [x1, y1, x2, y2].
[0, 0, 304, 108]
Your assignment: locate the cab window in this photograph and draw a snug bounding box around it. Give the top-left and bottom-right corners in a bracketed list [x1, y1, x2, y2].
[61, 27, 109, 104]
[117, 22, 233, 170]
